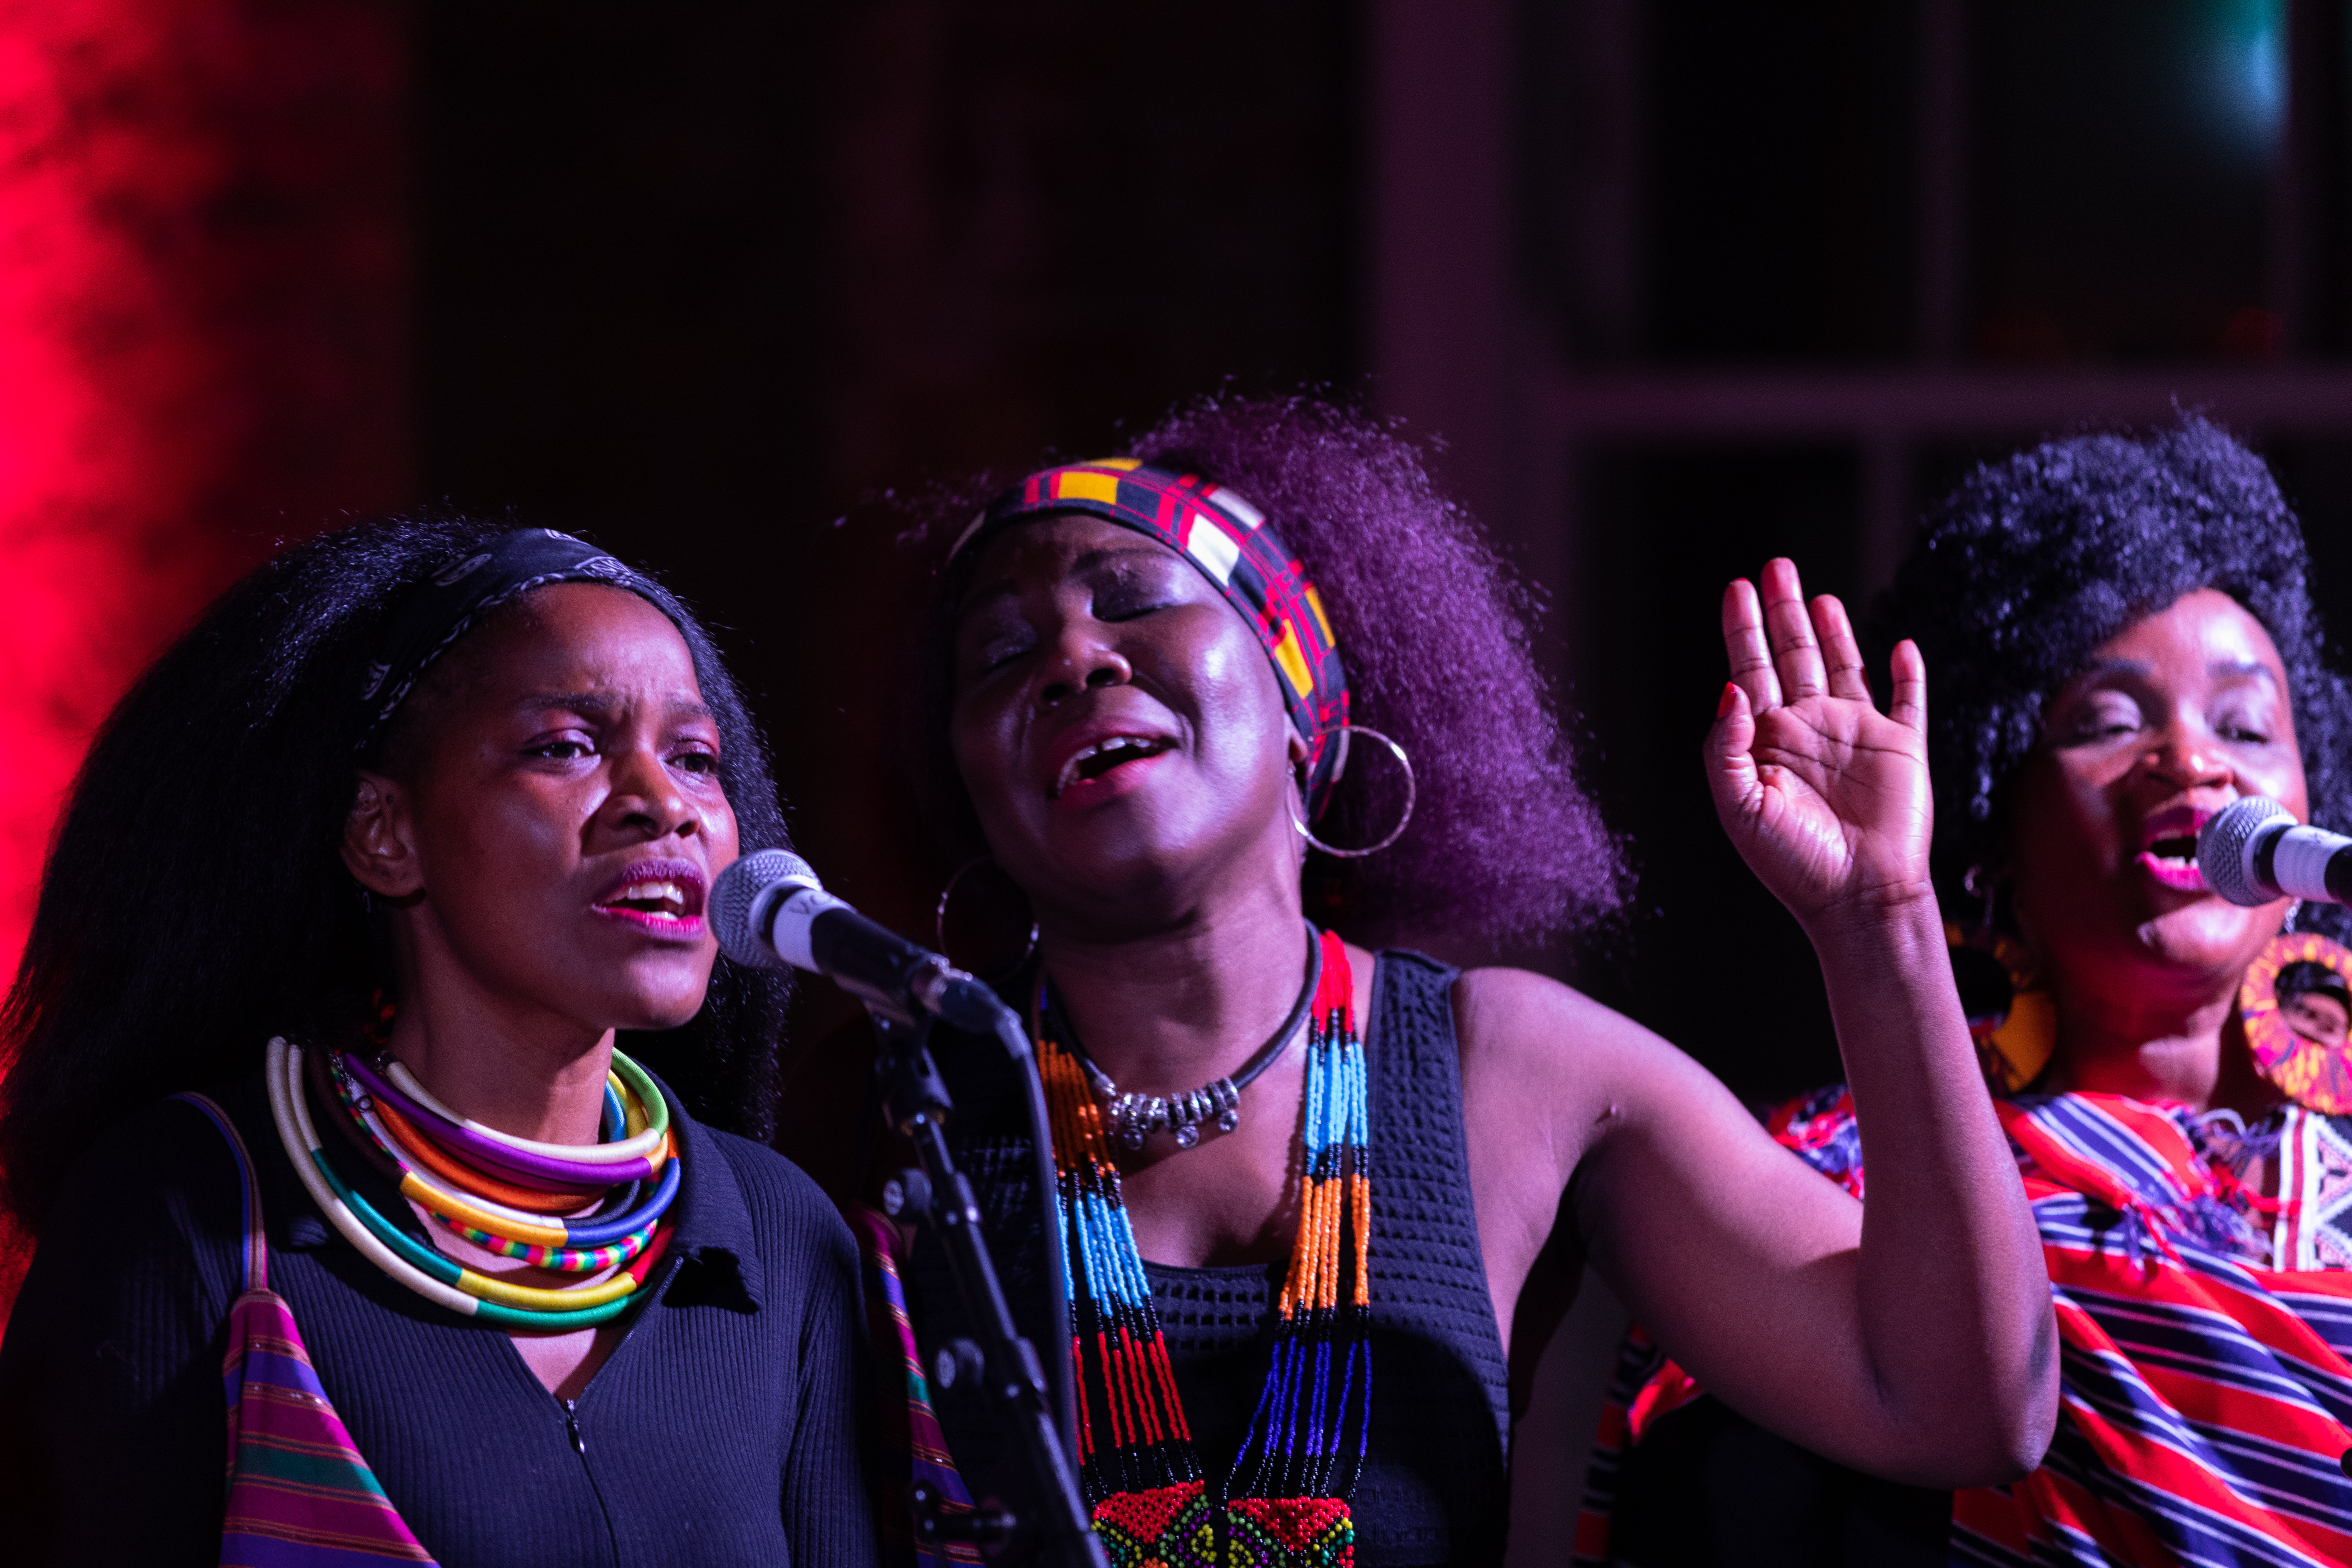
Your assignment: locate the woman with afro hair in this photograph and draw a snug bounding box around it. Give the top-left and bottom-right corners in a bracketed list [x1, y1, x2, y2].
[1591, 416, 2352, 1567]
[864, 394, 2056, 1568]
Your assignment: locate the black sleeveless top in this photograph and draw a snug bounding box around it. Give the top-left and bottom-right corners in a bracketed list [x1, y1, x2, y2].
[906, 950, 1513, 1568]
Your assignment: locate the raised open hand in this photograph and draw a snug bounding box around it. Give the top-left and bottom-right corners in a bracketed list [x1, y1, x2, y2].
[1707, 558, 1934, 930]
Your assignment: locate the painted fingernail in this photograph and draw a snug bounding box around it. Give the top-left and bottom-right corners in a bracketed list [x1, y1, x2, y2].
[1717, 681, 1741, 718]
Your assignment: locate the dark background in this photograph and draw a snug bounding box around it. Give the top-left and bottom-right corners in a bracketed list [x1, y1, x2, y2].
[401, 15, 2352, 1555]
[12, 3, 2352, 1559]
[410, 0, 2352, 1114]
[411, 1, 1365, 1056]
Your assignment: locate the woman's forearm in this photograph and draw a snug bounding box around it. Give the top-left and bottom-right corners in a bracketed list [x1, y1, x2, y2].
[1808, 892, 2057, 1480]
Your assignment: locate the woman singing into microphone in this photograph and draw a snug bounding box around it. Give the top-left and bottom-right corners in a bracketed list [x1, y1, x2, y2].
[1592, 417, 2352, 1567]
[862, 395, 2055, 1567]
[0, 521, 875, 1565]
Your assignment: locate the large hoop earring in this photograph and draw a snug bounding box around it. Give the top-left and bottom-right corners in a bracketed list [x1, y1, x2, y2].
[1948, 865, 2054, 1095]
[2239, 929, 2352, 1113]
[1289, 724, 1416, 859]
[935, 856, 1039, 978]
[1962, 862, 1998, 932]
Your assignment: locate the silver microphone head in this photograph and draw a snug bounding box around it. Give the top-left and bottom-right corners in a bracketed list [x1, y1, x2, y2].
[710, 848, 824, 967]
[2198, 797, 2295, 907]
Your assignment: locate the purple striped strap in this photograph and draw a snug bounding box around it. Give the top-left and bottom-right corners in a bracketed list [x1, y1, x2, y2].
[175, 1093, 266, 1293]
[178, 1085, 440, 1564]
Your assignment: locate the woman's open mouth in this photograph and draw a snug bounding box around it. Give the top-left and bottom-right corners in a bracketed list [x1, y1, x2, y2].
[592, 860, 708, 939]
[2136, 806, 2211, 892]
[1051, 733, 1177, 802]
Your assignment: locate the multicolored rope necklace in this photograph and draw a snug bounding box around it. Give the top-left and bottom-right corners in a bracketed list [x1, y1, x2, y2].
[263, 1034, 681, 1330]
[1035, 926, 1371, 1568]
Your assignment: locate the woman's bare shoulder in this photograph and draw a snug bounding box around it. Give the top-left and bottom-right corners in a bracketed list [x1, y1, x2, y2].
[1451, 966, 1712, 1088]
[1448, 965, 1732, 1176]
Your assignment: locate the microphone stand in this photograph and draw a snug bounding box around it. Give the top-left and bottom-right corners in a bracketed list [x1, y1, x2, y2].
[867, 1004, 1106, 1568]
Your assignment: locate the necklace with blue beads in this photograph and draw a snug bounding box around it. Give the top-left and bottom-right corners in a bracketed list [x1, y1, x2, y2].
[1035, 925, 1372, 1568]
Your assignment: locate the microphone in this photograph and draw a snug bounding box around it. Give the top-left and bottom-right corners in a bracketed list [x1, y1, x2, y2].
[719, 852, 1081, 1499]
[712, 849, 1018, 1037]
[2197, 797, 2352, 907]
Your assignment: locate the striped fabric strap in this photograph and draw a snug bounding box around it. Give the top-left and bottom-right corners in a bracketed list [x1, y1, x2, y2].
[177, 1092, 266, 1295]
[850, 1204, 982, 1568]
[174, 1090, 441, 1566]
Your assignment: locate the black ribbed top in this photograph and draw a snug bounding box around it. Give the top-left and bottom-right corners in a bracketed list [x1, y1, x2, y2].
[0, 1066, 877, 1567]
[912, 950, 1512, 1568]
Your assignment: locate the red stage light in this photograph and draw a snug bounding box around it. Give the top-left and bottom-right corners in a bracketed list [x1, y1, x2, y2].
[0, 0, 408, 1321]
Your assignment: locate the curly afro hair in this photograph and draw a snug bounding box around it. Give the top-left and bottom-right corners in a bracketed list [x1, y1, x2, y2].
[1874, 414, 2352, 945]
[904, 393, 1629, 953]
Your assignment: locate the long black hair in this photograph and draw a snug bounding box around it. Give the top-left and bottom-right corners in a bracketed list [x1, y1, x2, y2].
[1874, 415, 2352, 946]
[0, 513, 794, 1230]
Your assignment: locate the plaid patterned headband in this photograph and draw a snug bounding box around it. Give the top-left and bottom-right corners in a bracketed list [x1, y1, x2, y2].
[953, 458, 1353, 815]
[355, 529, 675, 757]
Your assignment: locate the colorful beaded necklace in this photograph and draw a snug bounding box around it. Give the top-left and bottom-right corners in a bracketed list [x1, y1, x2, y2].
[263, 1034, 681, 1329]
[1035, 926, 1371, 1568]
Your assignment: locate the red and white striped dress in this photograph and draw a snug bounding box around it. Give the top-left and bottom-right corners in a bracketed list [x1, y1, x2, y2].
[1576, 1088, 2352, 1568]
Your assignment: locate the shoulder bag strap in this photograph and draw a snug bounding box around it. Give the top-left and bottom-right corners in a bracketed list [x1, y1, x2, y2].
[173, 1091, 266, 1295]
[173, 1076, 441, 1564]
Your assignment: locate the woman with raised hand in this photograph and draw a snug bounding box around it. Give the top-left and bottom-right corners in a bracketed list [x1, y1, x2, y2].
[0, 521, 875, 1566]
[1595, 416, 2352, 1568]
[869, 396, 2053, 1568]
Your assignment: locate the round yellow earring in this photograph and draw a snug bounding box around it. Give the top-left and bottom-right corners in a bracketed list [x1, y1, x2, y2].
[2238, 931, 2352, 1113]
[1946, 921, 2056, 1094]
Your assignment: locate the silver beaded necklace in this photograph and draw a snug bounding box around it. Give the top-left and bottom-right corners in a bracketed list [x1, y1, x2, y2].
[1045, 922, 1325, 1151]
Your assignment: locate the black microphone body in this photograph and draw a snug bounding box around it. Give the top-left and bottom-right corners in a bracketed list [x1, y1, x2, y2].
[713, 850, 1089, 1540]
[807, 904, 1015, 1033]
[2197, 797, 2352, 907]
[712, 849, 1016, 1035]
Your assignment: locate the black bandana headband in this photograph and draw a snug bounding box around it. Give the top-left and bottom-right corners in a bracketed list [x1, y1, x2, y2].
[355, 529, 673, 757]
